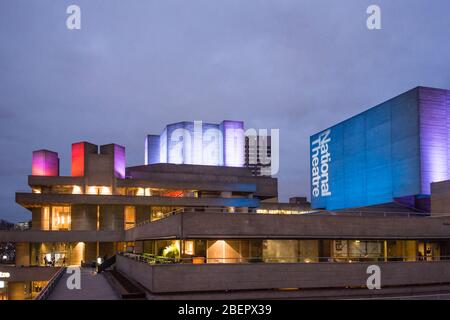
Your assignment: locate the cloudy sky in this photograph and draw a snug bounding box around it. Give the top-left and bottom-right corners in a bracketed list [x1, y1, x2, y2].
[1, 0, 449, 222]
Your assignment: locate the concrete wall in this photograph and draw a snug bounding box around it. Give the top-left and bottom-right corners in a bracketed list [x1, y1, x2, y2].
[116, 254, 450, 294]
[125, 214, 182, 241]
[71, 205, 97, 230]
[431, 180, 450, 214]
[419, 87, 450, 194]
[100, 205, 124, 231]
[69, 242, 85, 265]
[99, 242, 115, 258]
[15, 243, 30, 266]
[0, 266, 59, 282]
[0, 230, 124, 243]
[17, 192, 260, 208]
[85, 242, 97, 263]
[135, 206, 150, 224]
[125, 211, 450, 241]
[311, 88, 422, 210]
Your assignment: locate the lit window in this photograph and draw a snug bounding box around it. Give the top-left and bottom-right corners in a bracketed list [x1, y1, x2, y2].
[87, 186, 98, 195]
[86, 186, 112, 195]
[124, 206, 135, 230]
[72, 186, 83, 194]
[136, 188, 145, 196]
[51, 206, 71, 231]
[32, 188, 41, 194]
[100, 186, 111, 195]
[184, 240, 194, 255]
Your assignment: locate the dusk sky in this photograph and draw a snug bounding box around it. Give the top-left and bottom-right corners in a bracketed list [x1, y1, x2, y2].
[1, 0, 450, 222]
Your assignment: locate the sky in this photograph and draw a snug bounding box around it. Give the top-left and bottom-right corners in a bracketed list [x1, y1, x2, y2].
[0, 0, 450, 222]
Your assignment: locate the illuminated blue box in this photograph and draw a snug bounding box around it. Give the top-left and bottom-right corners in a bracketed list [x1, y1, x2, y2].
[145, 120, 244, 167]
[310, 86, 450, 210]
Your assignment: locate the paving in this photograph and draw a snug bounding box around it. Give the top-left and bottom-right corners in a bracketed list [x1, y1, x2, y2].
[48, 267, 119, 300]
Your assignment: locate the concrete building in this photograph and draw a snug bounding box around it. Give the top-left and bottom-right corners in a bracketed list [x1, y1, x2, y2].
[245, 135, 271, 176]
[2, 96, 450, 299]
[310, 86, 450, 211]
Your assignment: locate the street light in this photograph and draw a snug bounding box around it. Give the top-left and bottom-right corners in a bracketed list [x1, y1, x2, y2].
[2, 255, 7, 260]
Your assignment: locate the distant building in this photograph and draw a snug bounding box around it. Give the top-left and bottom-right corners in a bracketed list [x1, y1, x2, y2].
[14, 222, 30, 231]
[0, 220, 13, 231]
[245, 135, 271, 176]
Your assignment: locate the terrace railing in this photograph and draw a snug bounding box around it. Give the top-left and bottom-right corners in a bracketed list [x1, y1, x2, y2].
[34, 266, 66, 300]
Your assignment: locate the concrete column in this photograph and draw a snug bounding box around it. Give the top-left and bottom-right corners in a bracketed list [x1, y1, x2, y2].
[71, 205, 97, 230]
[15, 243, 30, 266]
[135, 206, 150, 224]
[69, 242, 85, 266]
[31, 208, 41, 230]
[99, 205, 124, 231]
[134, 241, 144, 254]
[99, 242, 115, 259]
[32, 207, 49, 230]
[85, 242, 97, 264]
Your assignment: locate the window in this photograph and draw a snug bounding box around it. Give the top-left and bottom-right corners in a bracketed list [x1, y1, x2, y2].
[86, 186, 112, 195]
[51, 206, 71, 230]
[124, 206, 135, 230]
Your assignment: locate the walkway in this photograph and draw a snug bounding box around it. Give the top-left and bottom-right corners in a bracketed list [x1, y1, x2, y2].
[48, 267, 118, 300]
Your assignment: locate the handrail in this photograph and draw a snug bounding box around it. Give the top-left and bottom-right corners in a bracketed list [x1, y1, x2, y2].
[34, 266, 66, 300]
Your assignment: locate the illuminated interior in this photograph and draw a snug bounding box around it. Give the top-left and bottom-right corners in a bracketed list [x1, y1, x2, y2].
[256, 209, 314, 215]
[72, 185, 83, 194]
[124, 206, 136, 230]
[124, 187, 197, 197]
[86, 186, 112, 195]
[51, 206, 71, 231]
[151, 206, 182, 221]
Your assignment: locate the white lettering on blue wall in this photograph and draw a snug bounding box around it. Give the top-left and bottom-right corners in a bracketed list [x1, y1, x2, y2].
[311, 130, 332, 197]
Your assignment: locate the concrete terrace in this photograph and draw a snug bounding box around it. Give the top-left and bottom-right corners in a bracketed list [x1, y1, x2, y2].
[48, 267, 118, 300]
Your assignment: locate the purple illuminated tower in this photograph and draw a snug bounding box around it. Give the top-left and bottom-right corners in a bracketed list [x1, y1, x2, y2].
[419, 87, 450, 194]
[32, 150, 59, 176]
[99, 143, 126, 179]
[113, 144, 126, 179]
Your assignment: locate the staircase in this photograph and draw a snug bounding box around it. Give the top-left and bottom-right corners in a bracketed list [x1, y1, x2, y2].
[97, 255, 116, 273]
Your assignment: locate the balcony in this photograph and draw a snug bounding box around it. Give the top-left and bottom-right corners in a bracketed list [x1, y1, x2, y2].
[0, 230, 124, 242]
[116, 254, 450, 294]
[16, 192, 260, 208]
[125, 211, 450, 241]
